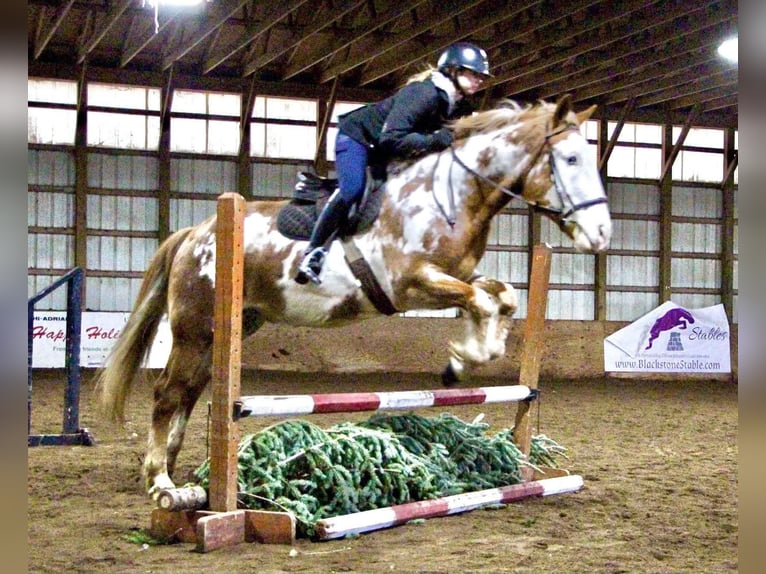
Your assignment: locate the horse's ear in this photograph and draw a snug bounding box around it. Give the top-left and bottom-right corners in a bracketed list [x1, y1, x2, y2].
[553, 94, 573, 126]
[576, 104, 597, 125]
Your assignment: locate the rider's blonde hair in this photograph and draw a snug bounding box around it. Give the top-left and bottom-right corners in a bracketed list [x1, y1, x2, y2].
[406, 65, 437, 84]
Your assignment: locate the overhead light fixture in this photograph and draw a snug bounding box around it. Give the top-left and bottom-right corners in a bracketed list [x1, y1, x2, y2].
[143, 1, 209, 33]
[717, 37, 737, 64]
[143, 1, 207, 7]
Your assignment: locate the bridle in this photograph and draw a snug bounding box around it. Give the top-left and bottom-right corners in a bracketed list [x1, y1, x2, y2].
[443, 122, 609, 228]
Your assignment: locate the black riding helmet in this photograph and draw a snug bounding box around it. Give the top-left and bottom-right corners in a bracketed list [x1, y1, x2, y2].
[437, 42, 492, 77]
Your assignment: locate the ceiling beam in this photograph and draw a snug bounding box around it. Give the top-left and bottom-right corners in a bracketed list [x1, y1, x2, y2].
[316, 0, 485, 84]
[77, 0, 133, 64]
[523, 20, 735, 101]
[489, 0, 730, 96]
[33, 0, 76, 60]
[203, 0, 310, 75]
[702, 94, 737, 112]
[634, 68, 737, 108]
[358, 0, 546, 86]
[121, 5, 184, 67]
[242, 0, 367, 78]
[161, 0, 250, 71]
[275, 0, 427, 81]
[669, 85, 738, 110]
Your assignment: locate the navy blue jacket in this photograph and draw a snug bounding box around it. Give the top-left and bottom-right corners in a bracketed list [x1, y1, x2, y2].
[338, 75, 473, 161]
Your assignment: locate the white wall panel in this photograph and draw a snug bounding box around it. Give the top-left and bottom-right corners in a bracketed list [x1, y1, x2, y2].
[476, 251, 527, 284]
[606, 291, 659, 321]
[607, 255, 659, 286]
[172, 158, 237, 194]
[87, 153, 158, 190]
[87, 195, 158, 231]
[251, 163, 311, 198]
[670, 293, 720, 310]
[550, 252, 593, 284]
[671, 222, 720, 254]
[28, 233, 74, 270]
[672, 186, 721, 217]
[29, 275, 67, 309]
[609, 219, 659, 250]
[85, 276, 145, 312]
[607, 182, 659, 215]
[548, 290, 594, 320]
[28, 190, 73, 227]
[28, 150, 75, 186]
[171, 198, 217, 230]
[86, 236, 158, 272]
[671, 258, 720, 289]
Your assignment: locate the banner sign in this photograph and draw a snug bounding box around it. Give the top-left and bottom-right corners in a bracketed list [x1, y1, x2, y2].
[30, 311, 171, 368]
[604, 301, 731, 374]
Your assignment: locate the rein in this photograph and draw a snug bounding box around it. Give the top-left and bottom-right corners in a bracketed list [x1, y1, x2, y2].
[447, 123, 608, 225]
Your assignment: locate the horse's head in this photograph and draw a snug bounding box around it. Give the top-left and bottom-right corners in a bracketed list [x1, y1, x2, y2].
[451, 95, 612, 253]
[533, 94, 611, 252]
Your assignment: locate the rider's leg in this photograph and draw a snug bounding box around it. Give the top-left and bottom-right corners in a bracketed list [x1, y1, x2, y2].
[295, 132, 368, 285]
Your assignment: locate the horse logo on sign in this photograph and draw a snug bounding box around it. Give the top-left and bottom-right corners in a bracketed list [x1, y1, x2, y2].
[644, 307, 695, 350]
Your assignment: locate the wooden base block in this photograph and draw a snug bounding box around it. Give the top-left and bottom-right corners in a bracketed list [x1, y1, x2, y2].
[244, 510, 296, 544]
[195, 510, 246, 553]
[150, 509, 211, 543]
[532, 466, 571, 481]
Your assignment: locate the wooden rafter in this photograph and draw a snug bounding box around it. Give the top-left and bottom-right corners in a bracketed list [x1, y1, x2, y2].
[161, 0, 250, 71]
[34, 0, 76, 60]
[77, 0, 133, 64]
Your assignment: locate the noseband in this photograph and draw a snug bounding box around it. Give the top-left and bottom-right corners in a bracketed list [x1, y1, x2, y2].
[448, 123, 608, 226]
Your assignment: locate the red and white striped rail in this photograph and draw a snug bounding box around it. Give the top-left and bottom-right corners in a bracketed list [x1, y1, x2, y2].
[314, 474, 584, 540]
[239, 385, 531, 417]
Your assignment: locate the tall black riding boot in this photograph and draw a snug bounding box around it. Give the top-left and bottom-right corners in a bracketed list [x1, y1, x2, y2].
[295, 192, 352, 285]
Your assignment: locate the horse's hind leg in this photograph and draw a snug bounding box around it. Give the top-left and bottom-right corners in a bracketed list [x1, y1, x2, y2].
[144, 308, 264, 499]
[144, 337, 212, 499]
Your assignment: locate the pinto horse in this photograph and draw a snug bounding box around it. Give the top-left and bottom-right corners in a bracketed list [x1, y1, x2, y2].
[96, 94, 612, 500]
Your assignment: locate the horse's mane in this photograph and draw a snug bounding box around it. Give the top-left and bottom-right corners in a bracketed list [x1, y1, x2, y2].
[451, 99, 556, 139]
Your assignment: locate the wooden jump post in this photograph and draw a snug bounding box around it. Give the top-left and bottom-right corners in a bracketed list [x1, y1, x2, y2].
[150, 195, 580, 551]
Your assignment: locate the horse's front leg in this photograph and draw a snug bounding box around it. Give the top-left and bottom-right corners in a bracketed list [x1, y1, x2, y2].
[404, 270, 518, 387]
[441, 276, 518, 387]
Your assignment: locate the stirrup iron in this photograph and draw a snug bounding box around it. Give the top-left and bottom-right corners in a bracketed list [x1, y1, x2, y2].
[295, 247, 326, 285]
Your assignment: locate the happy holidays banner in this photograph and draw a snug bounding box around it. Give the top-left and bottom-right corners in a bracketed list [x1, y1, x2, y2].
[30, 311, 172, 368]
[604, 301, 731, 374]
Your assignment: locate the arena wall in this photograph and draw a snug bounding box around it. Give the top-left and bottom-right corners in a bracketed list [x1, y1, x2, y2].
[239, 318, 738, 380]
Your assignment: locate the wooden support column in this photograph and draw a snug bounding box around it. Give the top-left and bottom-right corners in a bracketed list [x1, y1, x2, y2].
[514, 244, 552, 481]
[594, 116, 612, 320]
[188, 192, 247, 552]
[720, 127, 737, 320]
[157, 67, 174, 242]
[238, 76, 257, 200]
[73, 63, 88, 275]
[208, 192, 245, 513]
[314, 77, 338, 176]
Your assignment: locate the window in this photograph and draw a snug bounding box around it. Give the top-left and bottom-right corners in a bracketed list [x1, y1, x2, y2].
[87, 83, 161, 150]
[671, 126, 725, 183]
[251, 96, 317, 160]
[28, 78, 77, 145]
[171, 89, 240, 155]
[606, 122, 662, 179]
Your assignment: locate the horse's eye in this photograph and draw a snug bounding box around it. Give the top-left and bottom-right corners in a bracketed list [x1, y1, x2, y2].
[567, 155, 578, 166]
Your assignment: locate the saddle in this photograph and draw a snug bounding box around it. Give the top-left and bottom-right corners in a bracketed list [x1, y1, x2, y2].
[277, 170, 398, 315]
[276, 171, 386, 240]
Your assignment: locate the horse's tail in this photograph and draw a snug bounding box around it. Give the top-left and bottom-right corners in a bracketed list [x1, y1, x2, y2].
[95, 227, 194, 423]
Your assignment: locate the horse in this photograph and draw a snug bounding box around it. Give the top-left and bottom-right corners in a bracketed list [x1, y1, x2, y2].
[96, 94, 612, 500]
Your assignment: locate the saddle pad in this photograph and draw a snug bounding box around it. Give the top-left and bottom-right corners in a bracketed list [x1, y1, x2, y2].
[276, 185, 386, 241]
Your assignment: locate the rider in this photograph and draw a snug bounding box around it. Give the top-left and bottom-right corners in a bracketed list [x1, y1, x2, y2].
[294, 41, 492, 285]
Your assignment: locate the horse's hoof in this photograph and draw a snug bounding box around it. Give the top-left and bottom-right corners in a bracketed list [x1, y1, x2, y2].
[441, 363, 459, 387]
